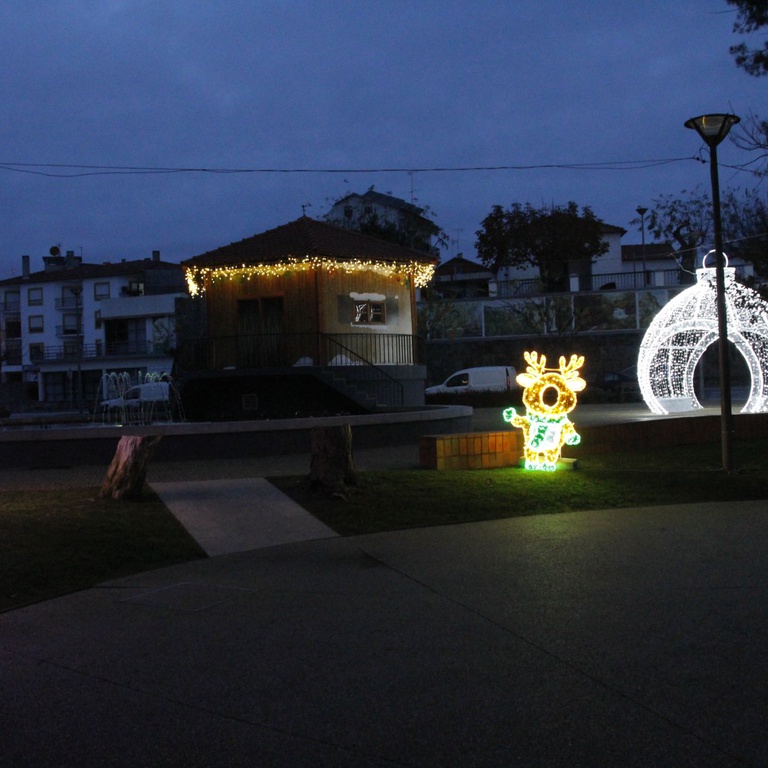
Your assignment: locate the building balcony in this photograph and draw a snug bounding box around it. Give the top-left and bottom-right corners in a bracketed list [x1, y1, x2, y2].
[2, 339, 22, 366]
[54, 297, 83, 310]
[38, 340, 172, 363]
[98, 293, 178, 320]
[55, 326, 84, 338]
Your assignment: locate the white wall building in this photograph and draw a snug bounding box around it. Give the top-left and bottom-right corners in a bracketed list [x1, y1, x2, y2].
[326, 189, 440, 255]
[0, 250, 187, 409]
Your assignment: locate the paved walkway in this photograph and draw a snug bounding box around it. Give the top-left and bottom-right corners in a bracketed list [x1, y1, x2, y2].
[3, 500, 768, 766]
[4, 404, 767, 765]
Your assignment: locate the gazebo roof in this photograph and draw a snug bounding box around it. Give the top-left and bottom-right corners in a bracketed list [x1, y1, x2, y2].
[182, 216, 437, 270]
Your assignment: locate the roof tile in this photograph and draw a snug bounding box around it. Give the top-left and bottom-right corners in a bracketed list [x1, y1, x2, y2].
[182, 216, 438, 268]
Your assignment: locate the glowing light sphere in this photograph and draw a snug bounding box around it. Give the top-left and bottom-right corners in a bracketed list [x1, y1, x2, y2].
[503, 351, 586, 471]
[638, 252, 768, 415]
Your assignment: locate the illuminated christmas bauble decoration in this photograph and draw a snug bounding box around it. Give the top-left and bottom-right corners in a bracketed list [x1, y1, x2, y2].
[638, 251, 768, 415]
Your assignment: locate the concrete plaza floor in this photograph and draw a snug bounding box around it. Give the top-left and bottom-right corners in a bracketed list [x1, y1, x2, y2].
[2, 404, 767, 766]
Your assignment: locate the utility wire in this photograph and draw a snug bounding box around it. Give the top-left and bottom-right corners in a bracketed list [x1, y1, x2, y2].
[0, 157, 695, 178]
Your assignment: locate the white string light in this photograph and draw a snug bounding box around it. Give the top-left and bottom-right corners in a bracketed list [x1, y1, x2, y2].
[638, 251, 768, 414]
[184, 255, 436, 296]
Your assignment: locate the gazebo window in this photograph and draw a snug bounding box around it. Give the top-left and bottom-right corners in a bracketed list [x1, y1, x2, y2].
[353, 300, 386, 325]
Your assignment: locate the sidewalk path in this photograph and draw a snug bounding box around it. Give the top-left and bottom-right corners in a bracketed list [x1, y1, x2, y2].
[150, 478, 338, 556]
[3, 500, 768, 766]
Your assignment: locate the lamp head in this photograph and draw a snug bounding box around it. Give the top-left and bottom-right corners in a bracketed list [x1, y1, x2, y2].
[684, 114, 740, 148]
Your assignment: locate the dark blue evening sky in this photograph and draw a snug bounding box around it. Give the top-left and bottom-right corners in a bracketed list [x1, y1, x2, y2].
[0, 1, 763, 275]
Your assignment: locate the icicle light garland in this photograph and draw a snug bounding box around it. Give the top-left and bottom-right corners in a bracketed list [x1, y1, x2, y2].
[184, 256, 436, 296]
[638, 251, 768, 415]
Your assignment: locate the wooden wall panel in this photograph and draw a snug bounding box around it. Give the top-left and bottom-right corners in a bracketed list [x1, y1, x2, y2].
[317, 271, 414, 335]
[205, 272, 318, 337]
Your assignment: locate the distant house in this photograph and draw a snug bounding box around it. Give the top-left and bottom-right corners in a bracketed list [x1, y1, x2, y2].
[0, 250, 187, 408]
[494, 223, 627, 294]
[430, 255, 494, 299]
[326, 189, 440, 255]
[620, 242, 754, 287]
[180, 216, 437, 414]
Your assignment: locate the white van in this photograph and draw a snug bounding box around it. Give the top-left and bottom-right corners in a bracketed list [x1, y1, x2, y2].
[101, 381, 170, 410]
[425, 366, 517, 395]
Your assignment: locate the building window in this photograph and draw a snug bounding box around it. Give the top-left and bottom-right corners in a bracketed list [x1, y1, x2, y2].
[353, 300, 386, 325]
[60, 286, 82, 310]
[29, 343, 45, 363]
[94, 282, 110, 300]
[62, 314, 80, 334]
[4, 291, 20, 311]
[28, 315, 44, 333]
[94, 310, 102, 329]
[104, 317, 146, 354]
[28, 287, 43, 306]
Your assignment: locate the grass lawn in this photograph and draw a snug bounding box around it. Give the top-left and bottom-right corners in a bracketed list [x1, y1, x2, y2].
[0, 488, 205, 613]
[269, 437, 768, 536]
[3, 437, 768, 614]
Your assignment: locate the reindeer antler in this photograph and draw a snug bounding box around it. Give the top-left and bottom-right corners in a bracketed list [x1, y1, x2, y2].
[524, 351, 547, 376]
[558, 354, 585, 379]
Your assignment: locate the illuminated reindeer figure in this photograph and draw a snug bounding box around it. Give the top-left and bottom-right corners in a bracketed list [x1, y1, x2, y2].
[503, 351, 586, 471]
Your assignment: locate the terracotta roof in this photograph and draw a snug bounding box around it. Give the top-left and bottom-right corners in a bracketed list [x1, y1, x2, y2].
[435, 256, 493, 276]
[182, 216, 438, 269]
[0, 258, 182, 287]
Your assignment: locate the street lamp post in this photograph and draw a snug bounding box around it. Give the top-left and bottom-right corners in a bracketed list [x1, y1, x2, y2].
[636, 206, 648, 286]
[684, 113, 740, 473]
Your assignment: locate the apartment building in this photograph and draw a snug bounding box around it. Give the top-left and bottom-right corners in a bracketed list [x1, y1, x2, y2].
[0, 249, 187, 409]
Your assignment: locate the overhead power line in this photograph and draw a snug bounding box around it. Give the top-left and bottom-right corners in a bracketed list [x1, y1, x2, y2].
[0, 157, 694, 178]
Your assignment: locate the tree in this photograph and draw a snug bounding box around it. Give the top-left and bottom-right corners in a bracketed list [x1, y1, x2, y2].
[309, 425, 357, 492]
[731, 110, 768, 175]
[475, 202, 609, 292]
[725, 2, 768, 171]
[98, 435, 162, 500]
[640, 186, 768, 277]
[721, 188, 768, 275]
[728, 0, 768, 76]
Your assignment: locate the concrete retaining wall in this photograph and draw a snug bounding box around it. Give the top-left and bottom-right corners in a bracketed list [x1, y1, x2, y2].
[0, 406, 473, 469]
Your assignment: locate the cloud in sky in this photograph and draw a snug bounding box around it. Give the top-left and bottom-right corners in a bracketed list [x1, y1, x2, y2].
[0, 1, 763, 276]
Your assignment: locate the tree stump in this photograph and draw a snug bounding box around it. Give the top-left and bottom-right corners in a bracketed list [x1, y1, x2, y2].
[309, 425, 357, 490]
[98, 435, 162, 500]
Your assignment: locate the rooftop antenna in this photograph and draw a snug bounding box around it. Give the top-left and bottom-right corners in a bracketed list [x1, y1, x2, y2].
[301, 202, 312, 216]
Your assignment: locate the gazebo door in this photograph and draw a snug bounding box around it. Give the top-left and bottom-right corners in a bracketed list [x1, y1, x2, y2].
[237, 298, 284, 367]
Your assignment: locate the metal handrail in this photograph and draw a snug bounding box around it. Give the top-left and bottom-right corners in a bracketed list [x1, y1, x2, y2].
[174, 332, 421, 407]
[320, 333, 404, 407]
[39, 341, 169, 361]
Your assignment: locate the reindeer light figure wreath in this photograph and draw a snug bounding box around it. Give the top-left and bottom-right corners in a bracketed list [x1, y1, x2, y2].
[503, 351, 586, 471]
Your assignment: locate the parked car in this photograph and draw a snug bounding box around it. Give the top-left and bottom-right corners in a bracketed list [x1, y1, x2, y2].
[591, 366, 640, 401]
[100, 382, 170, 410]
[426, 366, 517, 395]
